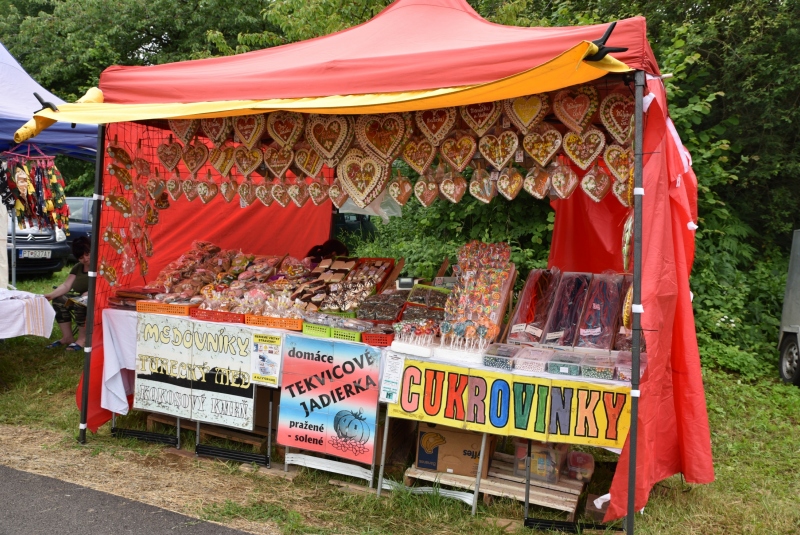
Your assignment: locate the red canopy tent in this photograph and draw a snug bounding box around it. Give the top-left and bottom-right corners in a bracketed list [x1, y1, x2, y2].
[20, 0, 712, 527]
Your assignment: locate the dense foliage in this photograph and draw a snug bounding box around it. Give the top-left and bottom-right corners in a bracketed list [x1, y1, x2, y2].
[2, 0, 796, 377]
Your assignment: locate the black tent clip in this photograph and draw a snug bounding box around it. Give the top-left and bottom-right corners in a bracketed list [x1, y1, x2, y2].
[33, 92, 59, 113]
[584, 21, 628, 62]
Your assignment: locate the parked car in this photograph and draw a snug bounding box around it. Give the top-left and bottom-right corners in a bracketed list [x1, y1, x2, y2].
[6, 215, 71, 276]
[65, 197, 92, 259]
[779, 229, 800, 386]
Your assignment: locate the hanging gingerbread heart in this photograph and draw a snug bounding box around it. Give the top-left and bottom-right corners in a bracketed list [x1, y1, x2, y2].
[553, 85, 599, 133]
[154, 191, 170, 210]
[336, 148, 388, 208]
[469, 167, 496, 204]
[563, 127, 605, 170]
[287, 181, 310, 208]
[239, 179, 258, 207]
[267, 111, 305, 148]
[328, 179, 349, 209]
[270, 181, 290, 208]
[414, 108, 456, 146]
[600, 92, 635, 145]
[549, 160, 579, 199]
[502, 94, 549, 134]
[197, 174, 219, 204]
[460, 101, 502, 137]
[522, 123, 562, 167]
[401, 137, 436, 175]
[220, 179, 238, 203]
[133, 156, 150, 178]
[166, 174, 183, 202]
[168, 119, 200, 145]
[523, 166, 550, 199]
[612, 180, 631, 208]
[603, 144, 632, 183]
[107, 164, 133, 190]
[233, 114, 266, 149]
[254, 182, 273, 207]
[294, 145, 324, 178]
[308, 180, 329, 206]
[106, 145, 133, 169]
[478, 130, 519, 170]
[439, 132, 477, 172]
[439, 174, 466, 204]
[497, 167, 523, 201]
[263, 143, 294, 178]
[201, 117, 232, 148]
[234, 145, 263, 177]
[210, 144, 236, 177]
[146, 175, 166, 200]
[182, 177, 199, 202]
[305, 115, 353, 167]
[387, 176, 413, 206]
[414, 175, 439, 207]
[157, 141, 183, 172]
[580, 164, 611, 202]
[182, 141, 209, 177]
[355, 114, 407, 162]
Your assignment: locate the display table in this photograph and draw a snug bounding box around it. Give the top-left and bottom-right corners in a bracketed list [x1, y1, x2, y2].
[0, 289, 55, 339]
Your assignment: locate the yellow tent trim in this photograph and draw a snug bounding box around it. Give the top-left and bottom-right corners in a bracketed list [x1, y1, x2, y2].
[17, 43, 629, 139]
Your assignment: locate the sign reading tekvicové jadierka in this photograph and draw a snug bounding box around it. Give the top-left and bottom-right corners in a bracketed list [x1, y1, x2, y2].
[134, 313, 255, 430]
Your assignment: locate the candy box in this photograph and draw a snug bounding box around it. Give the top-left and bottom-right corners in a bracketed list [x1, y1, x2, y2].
[546, 353, 582, 376]
[580, 354, 616, 380]
[416, 423, 496, 478]
[514, 348, 554, 373]
[615, 351, 648, 382]
[513, 439, 570, 482]
[567, 451, 595, 481]
[482, 344, 520, 371]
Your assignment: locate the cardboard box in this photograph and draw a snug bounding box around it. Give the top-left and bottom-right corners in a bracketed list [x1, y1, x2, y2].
[513, 439, 569, 483]
[416, 423, 496, 478]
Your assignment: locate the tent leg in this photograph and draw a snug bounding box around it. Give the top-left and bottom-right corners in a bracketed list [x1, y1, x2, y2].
[471, 433, 488, 516]
[524, 439, 532, 518]
[10, 210, 16, 288]
[78, 124, 106, 444]
[376, 409, 391, 496]
[626, 69, 646, 535]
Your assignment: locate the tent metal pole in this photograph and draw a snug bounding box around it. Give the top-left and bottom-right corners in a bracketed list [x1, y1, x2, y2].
[10, 209, 16, 287]
[626, 70, 646, 534]
[78, 124, 105, 444]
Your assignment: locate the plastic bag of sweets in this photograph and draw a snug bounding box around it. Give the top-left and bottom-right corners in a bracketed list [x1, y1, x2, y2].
[575, 273, 624, 350]
[542, 273, 592, 347]
[508, 268, 562, 344]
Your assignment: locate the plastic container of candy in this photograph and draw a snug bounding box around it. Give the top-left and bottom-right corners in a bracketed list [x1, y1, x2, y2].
[615, 351, 648, 381]
[482, 343, 521, 370]
[579, 354, 617, 380]
[567, 451, 595, 481]
[546, 353, 582, 376]
[514, 348, 554, 373]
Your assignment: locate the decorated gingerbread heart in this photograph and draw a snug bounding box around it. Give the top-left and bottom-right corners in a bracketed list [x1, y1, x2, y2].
[328, 179, 349, 209]
[460, 101, 502, 137]
[201, 117, 232, 147]
[414, 175, 439, 207]
[563, 127, 605, 170]
[157, 141, 183, 172]
[387, 176, 413, 206]
[612, 178, 632, 208]
[133, 155, 150, 177]
[146, 176, 166, 200]
[355, 114, 407, 162]
[603, 144, 632, 183]
[401, 137, 436, 175]
[197, 178, 219, 204]
[439, 174, 466, 204]
[523, 166, 551, 199]
[181, 177, 199, 202]
[255, 182, 273, 207]
[305, 114, 353, 166]
[220, 179, 238, 203]
[523, 123, 562, 168]
[503, 94, 549, 134]
[497, 167, 523, 201]
[308, 180, 329, 206]
[553, 85, 599, 133]
[182, 141, 209, 177]
[414, 107, 456, 146]
[234, 145, 263, 177]
[580, 164, 611, 202]
[549, 160, 579, 199]
[469, 168, 496, 204]
[233, 114, 266, 149]
[238, 179, 258, 207]
[600, 92, 634, 145]
[169, 119, 200, 145]
[478, 130, 519, 170]
[270, 181, 290, 208]
[336, 148, 388, 208]
[439, 132, 477, 172]
[210, 144, 236, 177]
[287, 181, 310, 208]
[266, 111, 305, 148]
[294, 145, 324, 178]
[166, 172, 183, 202]
[263, 143, 294, 178]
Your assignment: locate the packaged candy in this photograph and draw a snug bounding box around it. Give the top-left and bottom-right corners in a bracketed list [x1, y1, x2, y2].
[514, 439, 570, 482]
[546, 353, 582, 376]
[514, 347, 554, 373]
[482, 343, 522, 370]
[575, 273, 624, 350]
[567, 451, 595, 481]
[579, 354, 616, 380]
[508, 268, 562, 344]
[542, 273, 592, 346]
[615, 351, 648, 382]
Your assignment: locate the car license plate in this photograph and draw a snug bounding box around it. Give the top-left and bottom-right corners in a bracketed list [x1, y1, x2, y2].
[19, 249, 52, 259]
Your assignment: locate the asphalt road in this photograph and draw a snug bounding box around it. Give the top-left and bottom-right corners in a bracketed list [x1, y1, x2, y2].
[0, 465, 250, 535]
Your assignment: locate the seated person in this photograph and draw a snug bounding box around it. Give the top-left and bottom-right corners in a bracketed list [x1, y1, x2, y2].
[305, 239, 349, 263]
[44, 237, 90, 351]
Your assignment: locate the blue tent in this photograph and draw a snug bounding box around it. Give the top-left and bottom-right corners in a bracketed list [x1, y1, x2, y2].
[0, 43, 97, 159]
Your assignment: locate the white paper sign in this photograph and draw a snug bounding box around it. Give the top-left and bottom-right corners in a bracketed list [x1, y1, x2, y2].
[251, 333, 283, 387]
[379, 351, 406, 404]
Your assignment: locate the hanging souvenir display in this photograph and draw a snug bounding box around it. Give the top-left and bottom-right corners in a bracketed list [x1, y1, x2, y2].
[271, 179, 291, 208]
[553, 85, 599, 133]
[622, 213, 634, 272]
[201, 117, 232, 147]
[165, 169, 183, 202]
[497, 166, 523, 201]
[168, 119, 200, 145]
[612, 179, 631, 208]
[287, 179, 310, 208]
[580, 163, 611, 202]
[157, 138, 182, 172]
[522, 122, 562, 167]
[233, 114, 266, 149]
[105, 191, 132, 218]
[478, 129, 519, 170]
[401, 137, 436, 175]
[336, 148, 388, 208]
[294, 145, 323, 178]
[133, 145, 150, 178]
[600, 92, 635, 145]
[575, 273, 624, 350]
[154, 191, 170, 210]
[548, 157, 579, 199]
[326, 178, 348, 208]
[141, 228, 154, 257]
[308, 179, 329, 206]
[121, 244, 137, 275]
[181, 176, 199, 202]
[439, 169, 466, 204]
[210, 143, 236, 177]
[355, 113, 408, 163]
[439, 131, 477, 172]
[108, 163, 133, 191]
[502, 94, 549, 134]
[182, 141, 209, 177]
[263, 142, 294, 178]
[267, 111, 305, 148]
[144, 202, 159, 225]
[459, 101, 502, 137]
[523, 165, 550, 199]
[145, 172, 165, 200]
[468, 164, 496, 204]
[253, 179, 272, 207]
[99, 260, 117, 286]
[46, 165, 69, 231]
[197, 171, 219, 204]
[106, 141, 133, 169]
[562, 126, 605, 170]
[414, 169, 439, 207]
[305, 114, 354, 167]
[604, 144, 632, 183]
[387, 171, 413, 206]
[233, 145, 263, 177]
[220, 178, 238, 203]
[129, 221, 143, 240]
[414, 107, 456, 146]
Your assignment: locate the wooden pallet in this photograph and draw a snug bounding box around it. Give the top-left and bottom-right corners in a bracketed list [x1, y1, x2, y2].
[404, 451, 585, 519]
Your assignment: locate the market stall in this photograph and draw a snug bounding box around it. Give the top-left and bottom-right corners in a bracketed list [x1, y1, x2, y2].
[15, 0, 713, 529]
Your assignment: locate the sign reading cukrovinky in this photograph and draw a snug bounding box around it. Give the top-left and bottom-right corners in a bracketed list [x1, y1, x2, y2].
[387, 358, 631, 448]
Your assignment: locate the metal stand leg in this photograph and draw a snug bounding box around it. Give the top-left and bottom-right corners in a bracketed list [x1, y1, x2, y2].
[524, 439, 532, 518]
[284, 446, 290, 472]
[196, 421, 200, 448]
[376, 410, 391, 497]
[471, 433, 488, 516]
[176, 418, 181, 450]
[268, 389, 273, 465]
